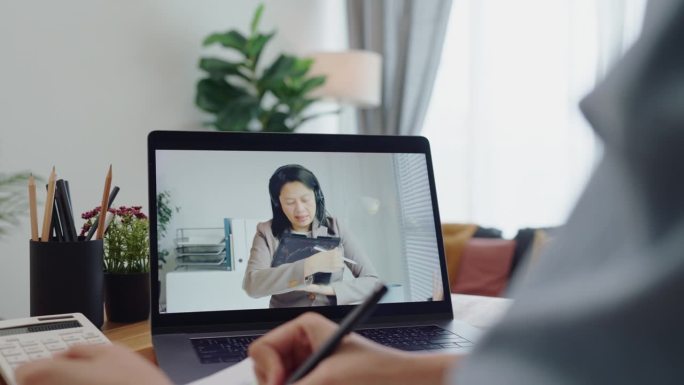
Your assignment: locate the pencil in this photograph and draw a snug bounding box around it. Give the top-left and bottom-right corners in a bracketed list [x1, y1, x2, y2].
[28, 174, 39, 241]
[95, 165, 112, 240]
[85, 185, 119, 241]
[40, 167, 57, 242]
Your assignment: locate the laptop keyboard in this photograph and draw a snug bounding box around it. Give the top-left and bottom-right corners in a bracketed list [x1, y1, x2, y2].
[191, 335, 261, 364]
[357, 325, 473, 350]
[191, 325, 471, 364]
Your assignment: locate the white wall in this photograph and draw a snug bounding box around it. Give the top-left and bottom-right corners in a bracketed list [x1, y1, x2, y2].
[0, 0, 348, 318]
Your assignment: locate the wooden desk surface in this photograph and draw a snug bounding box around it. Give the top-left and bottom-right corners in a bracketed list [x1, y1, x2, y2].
[102, 320, 155, 364]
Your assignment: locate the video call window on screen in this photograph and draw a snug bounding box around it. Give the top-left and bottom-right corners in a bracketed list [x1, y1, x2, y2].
[155, 150, 443, 313]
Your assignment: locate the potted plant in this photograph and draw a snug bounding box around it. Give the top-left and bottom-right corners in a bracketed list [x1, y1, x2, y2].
[156, 190, 180, 268]
[195, 3, 329, 132]
[0, 172, 33, 238]
[81, 205, 150, 322]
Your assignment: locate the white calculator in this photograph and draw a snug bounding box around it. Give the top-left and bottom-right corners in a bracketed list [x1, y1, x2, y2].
[0, 313, 110, 385]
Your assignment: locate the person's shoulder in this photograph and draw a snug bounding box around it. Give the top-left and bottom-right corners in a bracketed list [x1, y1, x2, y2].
[256, 220, 274, 235]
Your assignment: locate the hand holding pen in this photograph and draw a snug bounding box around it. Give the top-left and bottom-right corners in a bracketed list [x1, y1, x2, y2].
[248, 284, 389, 385]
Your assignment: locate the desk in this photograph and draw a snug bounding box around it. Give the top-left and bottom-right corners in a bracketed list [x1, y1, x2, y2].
[102, 294, 511, 363]
[0, 294, 511, 385]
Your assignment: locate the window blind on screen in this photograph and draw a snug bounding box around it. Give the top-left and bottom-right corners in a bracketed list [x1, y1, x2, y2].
[394, 154, 440, 302]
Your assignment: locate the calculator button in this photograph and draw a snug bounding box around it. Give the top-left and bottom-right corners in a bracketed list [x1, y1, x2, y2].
[0, 342, 17, 350]
[61, 335, 82, 342]
[23, 345, 46, 354]
[83, 332, 100, 338]
[19, 340, 39, 347]
[6, 355, 29, 364]
[66, 340, 87, 347]
[41, 338, 60, 344]
[45, 342, 68, 352]
[58, 331, 82, 337]
[28, 352, 51, 361]
[1, 348, 22, 357]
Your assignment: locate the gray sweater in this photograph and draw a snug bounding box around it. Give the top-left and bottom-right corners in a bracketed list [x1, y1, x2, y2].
[453, 1, 684, 383]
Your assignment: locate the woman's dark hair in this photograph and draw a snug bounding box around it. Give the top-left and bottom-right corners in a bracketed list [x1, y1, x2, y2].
[269, 164, 329, 238]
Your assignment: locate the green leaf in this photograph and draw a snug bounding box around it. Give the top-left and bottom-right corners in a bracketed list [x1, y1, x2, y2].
[300, 75, 326, 95]
[195, 78, 249, 113]
[263, 111, 292, 132]
[203, 30, 248, 55]
[246, 32, 275, 67]
[251, 3, 265, 35]
[214, 95, 260, 131]
[199, 58, 250, 81]
[290, 57, 314, 78]
[0, 172, 32, 239]
[258, 54, 295, 91]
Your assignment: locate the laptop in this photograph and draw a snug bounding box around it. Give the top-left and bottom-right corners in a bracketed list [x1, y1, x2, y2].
[147, 131, 482, 384]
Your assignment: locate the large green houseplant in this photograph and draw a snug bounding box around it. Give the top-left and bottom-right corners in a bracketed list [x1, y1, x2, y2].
[195, 3, 327, 132]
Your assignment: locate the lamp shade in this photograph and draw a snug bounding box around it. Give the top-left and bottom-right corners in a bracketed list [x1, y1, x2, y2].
[307, 50, 382, 108]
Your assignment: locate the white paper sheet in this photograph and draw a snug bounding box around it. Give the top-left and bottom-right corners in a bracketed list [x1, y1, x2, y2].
[187, 358, 257, 385]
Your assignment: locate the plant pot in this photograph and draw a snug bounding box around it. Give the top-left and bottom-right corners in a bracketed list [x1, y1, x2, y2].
[104, 272, 150, 323]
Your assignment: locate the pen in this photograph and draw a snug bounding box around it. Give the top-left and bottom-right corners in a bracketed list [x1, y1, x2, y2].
[285, 283, 388, 384]
[313, 245, 357, 265]
[55, 179, 76, 241]
[103, 211, 115, 234]
[86, 185, 119, 241]
[28, 174, 38, 241]
[50, 188, 64, 242]
[95, 165, 112, 240]
[40, 167, 56, 242]
[62, 180, 78, 241]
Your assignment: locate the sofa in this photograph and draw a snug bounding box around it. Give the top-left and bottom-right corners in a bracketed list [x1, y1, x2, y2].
[441, 223, 556, 297]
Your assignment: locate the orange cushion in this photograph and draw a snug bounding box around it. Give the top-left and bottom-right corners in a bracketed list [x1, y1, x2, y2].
[441, 224, 478, 286]
[451, 238, 515, 297]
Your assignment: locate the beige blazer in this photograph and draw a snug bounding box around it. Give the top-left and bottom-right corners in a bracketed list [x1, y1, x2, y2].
[242, 217, 379, 308]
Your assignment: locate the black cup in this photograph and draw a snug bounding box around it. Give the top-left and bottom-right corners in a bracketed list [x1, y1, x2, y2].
[30, 239, 104, 328]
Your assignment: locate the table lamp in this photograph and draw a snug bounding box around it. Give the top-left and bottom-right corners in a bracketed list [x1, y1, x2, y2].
[307, 50, 382, 108]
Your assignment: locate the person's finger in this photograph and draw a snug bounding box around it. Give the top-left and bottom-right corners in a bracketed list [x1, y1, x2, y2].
[15, 359, 84, 385]
[292, 360, 341, 385]
[249, 320, 308, 384]
[250, 313, 337, 384]
[250, 340, 287, 385]
[57, 343, 113, 360]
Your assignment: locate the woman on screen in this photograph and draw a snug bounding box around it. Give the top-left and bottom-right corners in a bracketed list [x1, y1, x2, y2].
[243, 164, 379, 308]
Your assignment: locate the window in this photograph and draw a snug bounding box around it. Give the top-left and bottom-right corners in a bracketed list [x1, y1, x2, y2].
[423, 0, 646, 235]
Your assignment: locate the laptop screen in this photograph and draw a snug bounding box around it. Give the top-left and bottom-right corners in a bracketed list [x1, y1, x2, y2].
[149, 132, 452, 322]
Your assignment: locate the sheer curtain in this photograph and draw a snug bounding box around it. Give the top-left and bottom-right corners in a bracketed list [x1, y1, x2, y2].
[347, 0, 452, 135]
[423, 0, 647, 236]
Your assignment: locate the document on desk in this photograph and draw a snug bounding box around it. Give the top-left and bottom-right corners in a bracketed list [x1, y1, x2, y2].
[187, 358, 257, 385]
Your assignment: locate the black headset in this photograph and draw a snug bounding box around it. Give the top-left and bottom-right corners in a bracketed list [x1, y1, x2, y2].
[269, 165, 325, 210]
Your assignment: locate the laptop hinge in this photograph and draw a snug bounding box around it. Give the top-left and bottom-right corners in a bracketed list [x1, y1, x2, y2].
[152, 320, 286, 335]
[152, 312, 452, 335]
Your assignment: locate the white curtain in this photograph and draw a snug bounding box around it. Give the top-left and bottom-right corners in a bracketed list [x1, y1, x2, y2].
[423, 0, 647, 236]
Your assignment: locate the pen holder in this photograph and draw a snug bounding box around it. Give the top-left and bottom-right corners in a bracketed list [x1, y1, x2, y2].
[30, 239, 104, 328]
